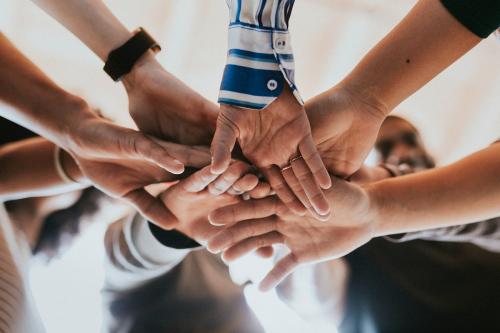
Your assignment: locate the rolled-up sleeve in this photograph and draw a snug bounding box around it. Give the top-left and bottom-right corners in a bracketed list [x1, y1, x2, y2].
[440, 0, 500, 38]
[219, 0, 302, 109]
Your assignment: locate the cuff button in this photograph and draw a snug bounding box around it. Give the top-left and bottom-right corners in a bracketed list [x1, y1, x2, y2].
[267, 79, 278, 91]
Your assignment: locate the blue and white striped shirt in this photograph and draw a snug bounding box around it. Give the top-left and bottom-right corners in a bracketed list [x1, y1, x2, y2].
[218, 0, 302, 109]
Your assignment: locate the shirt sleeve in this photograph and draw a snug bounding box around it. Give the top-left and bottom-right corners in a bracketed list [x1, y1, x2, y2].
[218, 0, 302, 109]
[103, 214, 190, 291]
[440, 0, 500, 38]
[385, 218, 500, 253]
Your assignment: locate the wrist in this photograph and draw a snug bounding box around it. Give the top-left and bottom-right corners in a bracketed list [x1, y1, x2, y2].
[336, 80, 390, 119]
[43, 93, 96, 151]
[363, 182, 385, 238]
[59, 149, 88, 184]
[120, 50, 159, 91]
[59, 97, 98, 154]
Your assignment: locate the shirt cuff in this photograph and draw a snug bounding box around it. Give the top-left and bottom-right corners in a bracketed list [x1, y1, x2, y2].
[218, 25, 302, 109]
[148, 222, 201, 249]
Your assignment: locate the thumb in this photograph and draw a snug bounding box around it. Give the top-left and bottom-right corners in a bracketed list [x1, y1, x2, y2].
[210, 112, 238, 175]
[125, 132, 185, 174]
[124, 188, 178, 230]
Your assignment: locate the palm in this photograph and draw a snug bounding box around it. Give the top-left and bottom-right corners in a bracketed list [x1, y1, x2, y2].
[219, 97, 310, 168]
[207, 178, 375, 290]
[212, 87, 332, 216]
[77, 158, 170, 196]
[306, 88, 386, 177]
[160, 187, 239, 242]
[125, 62, 218, 145]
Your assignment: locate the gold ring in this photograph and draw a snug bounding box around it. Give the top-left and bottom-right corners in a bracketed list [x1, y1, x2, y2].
[281, 164, 293, 172]
[289, 155, 303, 164]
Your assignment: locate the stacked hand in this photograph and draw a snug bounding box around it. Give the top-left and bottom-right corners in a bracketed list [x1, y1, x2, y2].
[207, 177, 377, 291]
[211, 86, 332, 218]
[64, 100, 212, 229]
[157, 161, 272, 242]
[123, 53, 219, 146]
[305, 85, 387, 177]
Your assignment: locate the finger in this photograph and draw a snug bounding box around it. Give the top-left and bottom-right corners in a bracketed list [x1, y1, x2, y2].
[152, 139, 211, 168]
[208, 161, 251, 195]
[255, 246, 274, 258]
[231, 174, 259, 193]
[262, 166, 307, 216]
[259, 253, 299, 291]
[182, 165, 219, 192]
[290, 156, 331, 216]
[281, 166, 313, 212]
[299, 135, 332, 189]
[129, 133, 185, 174]
[248, 182, 272, 199]
[210, 112, 238, 175]
[208, 216, 278, 252]
[208, 196, 282, 226]
[221, 232, 284, 262]
[124, 188, 178, 229]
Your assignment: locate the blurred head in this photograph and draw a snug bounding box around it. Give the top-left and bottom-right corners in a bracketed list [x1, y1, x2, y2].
[375, 116, 435, 170]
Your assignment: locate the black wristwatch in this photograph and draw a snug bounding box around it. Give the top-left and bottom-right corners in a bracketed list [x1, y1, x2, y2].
[103, 28, 161, 81]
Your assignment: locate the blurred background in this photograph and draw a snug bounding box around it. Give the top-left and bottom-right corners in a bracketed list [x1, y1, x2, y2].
[1, 0, 499, 332]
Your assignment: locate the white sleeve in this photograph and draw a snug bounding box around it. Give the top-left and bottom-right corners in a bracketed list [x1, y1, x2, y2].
[103, 214, 190, 291]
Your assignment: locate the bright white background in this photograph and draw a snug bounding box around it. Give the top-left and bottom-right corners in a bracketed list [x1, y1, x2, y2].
[1, 1, 499, 332]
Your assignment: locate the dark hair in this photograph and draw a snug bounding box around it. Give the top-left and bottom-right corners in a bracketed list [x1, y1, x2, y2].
[1, 116, 110, 260]
[32, 187, 108, 261]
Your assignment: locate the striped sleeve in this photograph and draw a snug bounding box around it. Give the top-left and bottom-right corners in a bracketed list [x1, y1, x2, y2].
[219, 0, 302, 109]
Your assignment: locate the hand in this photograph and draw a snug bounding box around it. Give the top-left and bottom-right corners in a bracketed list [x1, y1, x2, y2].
[207, 178, 376, 291]
[349, 166, 393, 185]
[211, 86, 332, 217]
[67, 109, 212, 229]
[158, 162, 269, 242]
[306, 86, 387, 178]
[122, 54, 218, 146]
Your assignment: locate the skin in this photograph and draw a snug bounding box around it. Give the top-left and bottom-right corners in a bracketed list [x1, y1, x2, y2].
[31, 0, 219, 165]
[0, 33, 218, 228]
[158, 162, 273, 244]
[206, 127, 500, 291]
[212, 87, 332, 217]
[303, 0, 481, 178]
[0, 138, 84, 201]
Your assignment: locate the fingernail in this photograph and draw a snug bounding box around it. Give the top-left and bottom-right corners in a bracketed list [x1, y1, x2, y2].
[242, 193, 250, 201]
[208, 213, 223, 226]
[209, 187, 223, 195]
[206, 244, 220, 254]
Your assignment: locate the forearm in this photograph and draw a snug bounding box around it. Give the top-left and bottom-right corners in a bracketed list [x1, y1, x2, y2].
[31, 0, 157, 88]
[0, 34, 94, 147]
[31, 0, 131, 61]
[340, 0, 481, 112]
[0, 138, 85, 200]
[368, 144, 500, 236]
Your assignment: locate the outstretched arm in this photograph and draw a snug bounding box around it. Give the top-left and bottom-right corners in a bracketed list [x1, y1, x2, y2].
[207, 144, 500, 290]
[210, 0, 331, 218]
[0, 138, 85, 201]
[305, 0, 491, 177]
[0, 33, 211, 227]
[31, 0, 219, 147]
[370, 143, 500, 236]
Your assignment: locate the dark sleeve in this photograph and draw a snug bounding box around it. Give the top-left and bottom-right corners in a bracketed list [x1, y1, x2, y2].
[148, 222, 201, 249]
[441, 0, 500, 38]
